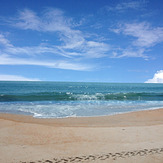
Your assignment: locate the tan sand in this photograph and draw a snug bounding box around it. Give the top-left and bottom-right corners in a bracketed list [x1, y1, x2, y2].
[0, 109, 163, 163]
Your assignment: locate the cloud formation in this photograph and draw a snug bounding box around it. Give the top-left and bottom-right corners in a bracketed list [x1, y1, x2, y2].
[0, 54, 91, 71]
[0, 34, 13, 47]
[0, 74, 40, 81]
[110, 22, 163, 59]
[13, 8, 110, 58]
[145, 70, 163, 83]
[0, 8, 113, 71]
[1, 6, 162, 74]
[106, 1, 146, 12]
[114, 22, 163, 47]
[111, 48, 147, 58]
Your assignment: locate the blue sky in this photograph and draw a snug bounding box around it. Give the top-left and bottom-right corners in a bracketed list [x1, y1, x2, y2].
[0, 0, 163, 82]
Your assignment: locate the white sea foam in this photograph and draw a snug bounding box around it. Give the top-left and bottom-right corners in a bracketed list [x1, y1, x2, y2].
[0, 100, 163, 118]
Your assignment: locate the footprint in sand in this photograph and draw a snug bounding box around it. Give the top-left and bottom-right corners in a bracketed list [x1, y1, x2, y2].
[22, 147, 163, 163]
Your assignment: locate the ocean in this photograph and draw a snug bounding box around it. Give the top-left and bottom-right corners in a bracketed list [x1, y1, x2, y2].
[0, 81, 163, 118]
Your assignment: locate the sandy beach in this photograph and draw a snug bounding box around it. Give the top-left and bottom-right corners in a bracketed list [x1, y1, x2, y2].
[0, 109, 163, 163]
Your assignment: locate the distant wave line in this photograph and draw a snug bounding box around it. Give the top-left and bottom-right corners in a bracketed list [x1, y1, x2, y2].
[0, 92, 163, 102]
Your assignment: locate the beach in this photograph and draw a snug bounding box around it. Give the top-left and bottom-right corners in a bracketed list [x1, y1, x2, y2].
[0, 109, 163, 163]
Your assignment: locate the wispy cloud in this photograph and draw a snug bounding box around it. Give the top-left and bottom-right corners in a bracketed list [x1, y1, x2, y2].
[14, 9, 41, 30]
[0, 32, 109, 61]
[0, 74, 40, 81]
[1, 7, 159, 72]
[13, 8, 85, 49]
[112, 22, 163, 47]
[0, 54, 91, 71]
[0, 8, 112, 71]
[12, 8, 110, 58]
[110, 21, 163, 59]
[3, 8, 110, 60]
[145, 70, 163, 83]
[105, 1, 146, 12]
[111, 48, 147, 59]
[0, 34, 13, 47]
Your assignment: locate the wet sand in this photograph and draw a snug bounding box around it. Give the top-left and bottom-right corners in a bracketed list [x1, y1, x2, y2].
[0, 109, 163, 163]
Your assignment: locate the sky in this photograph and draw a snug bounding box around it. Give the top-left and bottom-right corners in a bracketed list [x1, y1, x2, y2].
[0, 0, 163, 83]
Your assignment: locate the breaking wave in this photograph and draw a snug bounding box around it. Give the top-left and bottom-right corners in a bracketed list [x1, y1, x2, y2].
[0, 92, 163, 102]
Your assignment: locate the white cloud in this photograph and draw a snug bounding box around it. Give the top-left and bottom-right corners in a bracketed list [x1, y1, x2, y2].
[106, 1, 146, 12]
[0, 7, 112, 74]
[145, 70, 163, 83]
[1, 38, 109, 59]
[110, 22, 163, 59]
[0, 34, 13, 47]
[15, 9, 41, 30]
[14, 9, 85, 49]
[2, 7, 157, 73]
[1, 8, 110, 60]
[113, 22, 163, 47]
[0, 34, 94, 70]
[111, 48, 147, 59]
[0, 54, 92, 71]
[0, 74, 40, 81]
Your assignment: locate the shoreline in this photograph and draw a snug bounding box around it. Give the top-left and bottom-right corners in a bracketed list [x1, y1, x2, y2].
[0, 108, 163, 163]
[0, 108, 163, 127]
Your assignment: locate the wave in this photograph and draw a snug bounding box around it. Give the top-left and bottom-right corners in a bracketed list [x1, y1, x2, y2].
[1, 100, 163, 118]
[0, 92, 163, 102]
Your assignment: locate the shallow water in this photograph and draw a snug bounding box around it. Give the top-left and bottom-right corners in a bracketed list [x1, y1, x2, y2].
[0, 81, 163, 118]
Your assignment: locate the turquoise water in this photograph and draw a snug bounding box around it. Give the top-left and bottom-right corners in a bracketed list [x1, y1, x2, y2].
[0, 81, 163, 118]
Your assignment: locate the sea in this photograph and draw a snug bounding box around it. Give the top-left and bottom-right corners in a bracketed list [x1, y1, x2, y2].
[0, 81, 163, 118]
